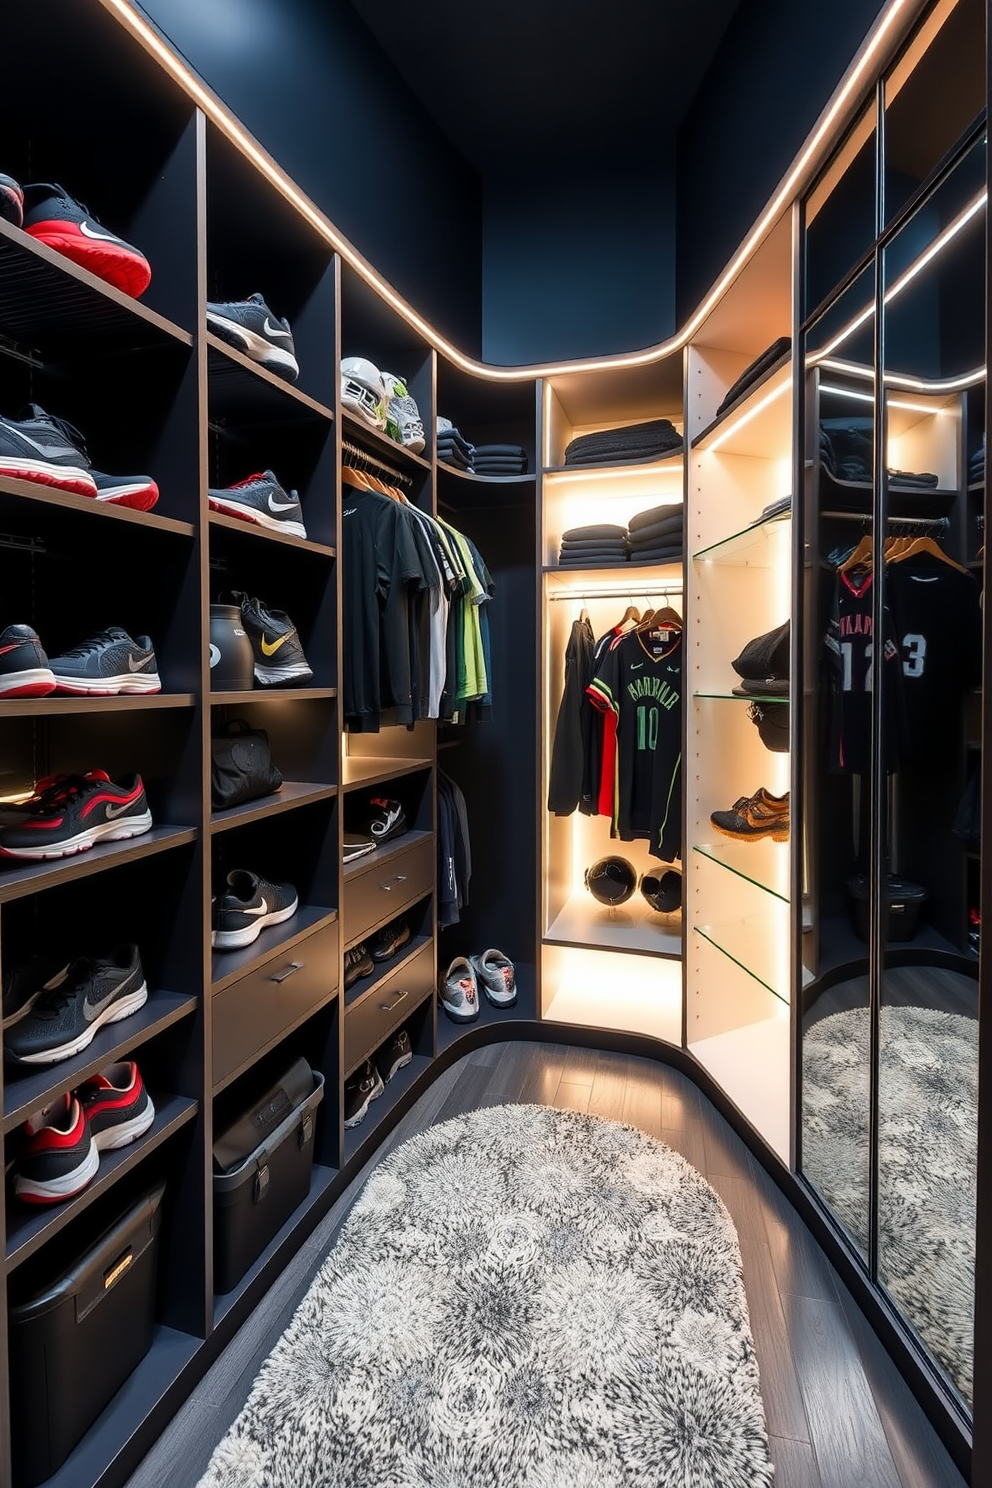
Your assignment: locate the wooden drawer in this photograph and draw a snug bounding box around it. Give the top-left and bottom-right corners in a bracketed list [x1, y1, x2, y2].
[213, 918, 339, 1088]
[343, 834, 433, 946]
[344, 940, 434, 1074]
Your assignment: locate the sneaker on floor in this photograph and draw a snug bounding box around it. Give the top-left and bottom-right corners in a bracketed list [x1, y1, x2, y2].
[344, 943, 374, 989]
[2, 953, 69, 1027]
[470, 949, 516, 1007]
[22, 182, 151, 298]
[0, 172, 24, 228]
[375, 1027, 412, 1084]
[208, 470, 306, 538]
[47, 627, 160, 696]
[207, 293, 299, 382]
[440, 956, 480, 1023]
[380, 371, 426, 453]
[369, 917, 411, 963]
[231, 591, 313, 687]
[0, 770, 152, 860]
[343, 833, 377, 864]
[15, 1092, 99, 1204]
[211, 869, 299, 950]
[344, 1059, 384, 1128]
[710, 787, 790, 842]
[90, 469, 159, 511]
[5, 944, 148, 1064]
[78, 1061, 155, 1150]
[0, 404, 96, 496]
[0, 624, 56, 698]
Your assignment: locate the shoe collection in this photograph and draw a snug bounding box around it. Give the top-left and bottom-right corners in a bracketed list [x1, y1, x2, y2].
[3, 944, 148, 1064]
[343, 1024, 413, 1129]
[207, 293, 299, 383]
[0, 772, 152, 861]
[710, 787, 790, 842]
[583, 856, 683, 914]
[0, 404, 159, 507]
[342, 796, 408, 863]
[212, 870, 299, 951]
[340, 357, 426, 453]
[439, 949, 516, 1024]
[1, 171, 151, 298]
[344, 913, 412, 990]
[0, 624, 160, 698]
[13, 1061, 155, 1205]
[208, 469, 307, 539]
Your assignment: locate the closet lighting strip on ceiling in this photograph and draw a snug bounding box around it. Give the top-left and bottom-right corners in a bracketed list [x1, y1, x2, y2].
[104, 0, 916, 380]
[818, 358, 986, 392]
[819, 384, 958, 415]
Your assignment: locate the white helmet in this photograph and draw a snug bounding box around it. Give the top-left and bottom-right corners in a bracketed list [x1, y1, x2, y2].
[341, 356, 386, 429]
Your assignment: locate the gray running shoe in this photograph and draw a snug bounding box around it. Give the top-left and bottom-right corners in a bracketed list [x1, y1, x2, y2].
[381, 371, 426, 453]
[439, 956, 480, 1023]
[470, 949, 516, 1007]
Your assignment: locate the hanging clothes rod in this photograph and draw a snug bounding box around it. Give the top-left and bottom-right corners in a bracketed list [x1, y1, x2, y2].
[341, 437, 412, 488]
[548, 585, 683, 601]
[822, 510, 949, 529]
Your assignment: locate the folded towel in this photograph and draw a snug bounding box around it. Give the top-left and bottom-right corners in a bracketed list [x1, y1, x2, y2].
[628, 545, 684, 564]
[473, 443, 528, 458]
[561, 523, 627, 542]
[629, 518, 685, 547]
[564, 418, 683, 466]
[557, 554, 631, 568]
[628, 502, 684, 533]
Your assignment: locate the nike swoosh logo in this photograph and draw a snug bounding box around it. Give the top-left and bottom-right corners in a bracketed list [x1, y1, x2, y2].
[128, 654, 151, 672]
[630, 662, 644, 670]
[1, 426, 81, 459]
[79, 220, 122, 243]
[209, 644, 221, 668]
[261, 633, 293, 656]
[104, 800, 136, 819]
[262, 318, 292, 340]
[267, 494, 297, 512]
[231, 904, 268, 917]
[83, 991, 121, 1020]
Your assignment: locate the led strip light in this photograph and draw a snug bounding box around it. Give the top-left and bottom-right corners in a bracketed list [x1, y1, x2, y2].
[102, 0, 918, 381]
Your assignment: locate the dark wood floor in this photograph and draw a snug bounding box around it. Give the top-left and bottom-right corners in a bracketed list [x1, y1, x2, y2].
[125, 1040, 968, 1488]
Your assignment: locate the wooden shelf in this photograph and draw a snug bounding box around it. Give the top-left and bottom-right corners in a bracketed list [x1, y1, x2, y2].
[209, 688, 337, 705]
[691, 348, 791, 449]
[437, 464, 534, 484]
[0, 694, 196, 718]
[207, 508, 336, 560]
[0, 826, 197, 904]
[341, 410, 431, 474]
[211, 906, 337, 994]
[0, 473, 195, 539]
[209, 781, 337, 834]
[207, 335, 334, 425]
[342, 828, 433, 885]
[341, 755, 432, 790]
[343, 931, 432, 1008]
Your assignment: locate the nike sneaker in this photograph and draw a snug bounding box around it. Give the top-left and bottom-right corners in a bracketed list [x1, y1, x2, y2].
[374, 1027, 412, 1084]
[469, 949, 517, 1007]
[380, 371, 426, 453]
[0, 404, 96, 496]
[344, 943, 374, 989]
[0, 172, 24, 228]
[368, 916, 411, 963]
[0, 624, 56, 697]
[47, 627, 161, 696]
[2, 953, 70, 1027]
[358, 796, 407, 846]
[14, 1092, 99, 1203]
[207, 470, 306, 538]
[206, 293, 299, 382]
[211, 869, 299, 950]
[90, 469, 159, 512]
[710, 787, 790, 843]
[21, 183, 151, 298]
[343, 1058, 384, 1129]
[440, 956, 480, 1023]
[5, 944, 147, 1064]
[78, 1061, 155, 1150]
[0, 770, 152, 860]
[232, 591, 313, 686]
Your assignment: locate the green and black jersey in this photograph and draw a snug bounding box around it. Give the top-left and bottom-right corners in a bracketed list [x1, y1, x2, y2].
[587, 627, 683, 861]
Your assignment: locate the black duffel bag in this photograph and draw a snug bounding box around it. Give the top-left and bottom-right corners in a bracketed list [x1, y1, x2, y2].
[211, 718, 282, 810]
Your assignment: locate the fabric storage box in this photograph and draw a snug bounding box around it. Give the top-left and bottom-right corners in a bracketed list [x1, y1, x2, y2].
[213, 1059, 324, 1294]
[846, 873, 929, 943]
[8, 1180, 165, 1487]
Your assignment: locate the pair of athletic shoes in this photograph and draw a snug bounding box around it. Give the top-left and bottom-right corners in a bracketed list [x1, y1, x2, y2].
[14, 1061, 155, 1205]
[440, 950, 516, 1023]
[341, 356, 426, 453]
[1, 174, 152, 298]
[0, 403, 159, 508]
[0, 623, 160, 699]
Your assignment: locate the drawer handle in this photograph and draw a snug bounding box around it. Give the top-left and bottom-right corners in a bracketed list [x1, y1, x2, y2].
[379, 989, 409, 1012]
[270, 961, 304, 984]
[379, 874, 408, 892]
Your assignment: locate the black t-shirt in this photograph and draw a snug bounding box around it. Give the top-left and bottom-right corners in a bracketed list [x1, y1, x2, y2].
[588, 627, 683, 861]
[342, 490, 426, 731]
[886, 552, 982, 760]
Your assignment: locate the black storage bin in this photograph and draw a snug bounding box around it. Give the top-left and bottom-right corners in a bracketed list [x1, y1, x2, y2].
[213, 1061, 324, 1294]
[846, 872, 929, 943]
[8, 1181, 165, 1488]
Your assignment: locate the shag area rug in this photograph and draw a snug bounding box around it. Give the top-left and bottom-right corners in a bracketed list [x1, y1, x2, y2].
[198, 1104, 773, 1488]
[803, 1004, 977, 1403]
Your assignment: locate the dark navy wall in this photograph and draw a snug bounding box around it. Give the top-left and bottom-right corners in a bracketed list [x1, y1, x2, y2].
[137, 0, 482, 353]
[676, 0, 884, 324]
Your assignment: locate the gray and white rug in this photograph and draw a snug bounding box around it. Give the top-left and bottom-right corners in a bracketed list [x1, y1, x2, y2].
[198, 1104, 773, 1488]
[803, 1004, 977, 1403]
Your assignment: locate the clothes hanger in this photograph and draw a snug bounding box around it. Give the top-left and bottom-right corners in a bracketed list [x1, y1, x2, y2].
[619, 601, 640, 626]
[887, 532, 969, 573]
[839, 532, 874, 573]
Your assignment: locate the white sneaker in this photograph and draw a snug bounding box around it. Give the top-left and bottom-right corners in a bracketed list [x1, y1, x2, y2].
[440, 956, 480, 1023]
[381, 371, 426, 453]
[470, 949, 517, 1007]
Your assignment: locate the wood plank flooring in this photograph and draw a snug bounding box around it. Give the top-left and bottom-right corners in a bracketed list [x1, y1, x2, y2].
[125, 1040, 967, 1488]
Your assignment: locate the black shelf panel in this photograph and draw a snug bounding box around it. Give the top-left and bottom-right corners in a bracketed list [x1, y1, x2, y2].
[6, 1092, 199, 1271]
[343, 1052, 433, 1166]
[0, 474, 195, 540]
[436, 963, 537, 1054]
[0, 826, 197, 905]
[690, 349, 792, 448]
[341, 410, 431, 474]
[3, 991, 197, 1134]
[344, 932, 432, 1008]
[209, 688, 337, 706]
[341, 755, 432, 791]
[209, 782, 337, 835]
[207, 510, 336, 561]
[211, 989, 338, 1097]
[211, 905, 337, 994]
[0, 220, 192, 357]
[342, 828, 433, 885]
[0, 694, 196, 719]
[207, 336, 334, 426]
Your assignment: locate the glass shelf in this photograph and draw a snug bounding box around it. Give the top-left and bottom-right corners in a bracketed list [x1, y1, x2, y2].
[693, 690, 790, 704]
[693, 840, 790, 903]
[694, 911, 790, 1003]
[693, 511, 790, 566]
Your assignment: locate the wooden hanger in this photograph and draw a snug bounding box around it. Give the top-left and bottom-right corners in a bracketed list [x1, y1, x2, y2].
[887, 533, 969, 573]
[839, 534, 874, 573]
[619, 603, 640, 626]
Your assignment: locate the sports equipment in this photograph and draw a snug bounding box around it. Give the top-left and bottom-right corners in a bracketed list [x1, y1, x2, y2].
[584, 855, 637, 907]
[5, 945, 148, 1065]
[710, 787, 790, 842]
[341, 356, 387, 429]
[640, 868, 682, 913]
[209, 603, 255, 692]
[231, 592, 313, 687]
[212, 870, 299, 950]
[374, 1027, 412, 1084]
[90, 469, 159, 511]
[0, 771, 152, 860]
[469, 948, 517, 1007]
[14, 1093, 99, 1203]
[343, 1059, 384, 1128]
[0, 404, 95, 496]
[47, 627, 160, 696]
[0, 173, 24, 228]
[21, 182, 152, 297]
[439, 956, 480, 1023]
[78, 1061, 156, 1149]
[0, 624, 56, 697]
[380, 371, 426, 453]
[206, 293, 299, 382]
[207, 470, 306, 538]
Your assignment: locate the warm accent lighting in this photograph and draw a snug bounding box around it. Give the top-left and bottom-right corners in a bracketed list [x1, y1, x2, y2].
[704, 378, 792, 453]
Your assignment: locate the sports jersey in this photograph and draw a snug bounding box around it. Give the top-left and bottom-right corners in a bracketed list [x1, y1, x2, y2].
[824, 567, 901, 773]
[885, 552, 982, 760]
[587, 626, 683, 861]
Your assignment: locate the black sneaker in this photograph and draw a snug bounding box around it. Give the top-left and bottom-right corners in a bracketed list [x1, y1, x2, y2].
[5, 945, 148, 1065]
[231, 592, 313, 686]
[0, 624, 56, 697]
[90, 469, 159, 512]
[14, 1093, 99, 1204]
[2, 953, 69, 1027]
[0, 771, 152, 860]
[344, 943, 374, 989]
[343, 1058, 384, 1129]
[22, 182, 151, 298]
[208, 470, 307, 538]
[206, 293, 299, 382]
[343, 833, 376, 864]
[0, 173, 24, 228]
[369, 917, 411, 963]
[0, 404, 95, 496]
[211, 869, 299, 950]
[375, 1027, 412, 1083]
[359, 797, 407, 846]
[47, 627, 161, 696]
[78, 1061, 155, 1150]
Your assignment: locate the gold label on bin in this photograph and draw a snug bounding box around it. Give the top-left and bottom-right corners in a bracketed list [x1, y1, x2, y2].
[104, 1249, 134, 1290]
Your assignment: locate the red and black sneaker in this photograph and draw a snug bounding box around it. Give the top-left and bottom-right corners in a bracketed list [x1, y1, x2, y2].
[0, 624, 56, 697]
[0, 771, 153, 860]
[14, 1092, 99, 1204]
[78, 1061, 155, 1150]
[91, 469, 159, 512]
[0, 173, 23, 228]
[21, 183, 151, 299]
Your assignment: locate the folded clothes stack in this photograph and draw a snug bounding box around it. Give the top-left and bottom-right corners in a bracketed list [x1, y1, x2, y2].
[437, 416, 475, 472]
[757, 494, 792, 522]
[563, 418, 683, 468]
[473, 443, 528, 476]
[716, 336, 791, 417]
[558, 523, 629, 567]
[627, 501, 684, 564]
[820, 419, 938, 488]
